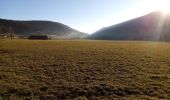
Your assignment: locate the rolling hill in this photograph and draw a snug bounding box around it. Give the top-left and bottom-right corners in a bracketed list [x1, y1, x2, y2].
[89, 11, 170, 41]
[0, 18, 88, 39]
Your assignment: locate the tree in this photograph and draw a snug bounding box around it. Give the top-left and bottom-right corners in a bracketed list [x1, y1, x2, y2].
[0, 27, 2, 34]
[0, 27, 7, 34]
[9, 27, 14, 40]
[3, 28, 7, 33]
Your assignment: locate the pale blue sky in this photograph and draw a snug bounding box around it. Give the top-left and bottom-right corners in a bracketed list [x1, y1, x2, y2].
[0, 0, 165, 33]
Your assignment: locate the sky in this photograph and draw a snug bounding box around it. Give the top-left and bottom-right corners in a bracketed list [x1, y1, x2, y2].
[0, 0, 169, 34]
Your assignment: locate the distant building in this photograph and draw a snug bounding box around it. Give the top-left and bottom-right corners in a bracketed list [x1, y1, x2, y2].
[28, 35, 49, 40]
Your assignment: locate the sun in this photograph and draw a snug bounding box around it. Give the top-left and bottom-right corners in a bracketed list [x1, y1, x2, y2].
[154, 0, 170, 14]
[159, 6, 170, 14]
[152, 0, 170, 14]
[142, 0, 170, 14]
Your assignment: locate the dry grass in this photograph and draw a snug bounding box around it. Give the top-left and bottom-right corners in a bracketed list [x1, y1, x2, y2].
[0, 39, 170, 100]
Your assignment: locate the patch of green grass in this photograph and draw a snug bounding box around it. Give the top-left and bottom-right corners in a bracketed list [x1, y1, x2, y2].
[0, 39, 170, 99]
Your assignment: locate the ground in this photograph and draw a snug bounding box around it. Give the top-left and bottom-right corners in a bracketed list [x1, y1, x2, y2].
[0, 39, 170, 100]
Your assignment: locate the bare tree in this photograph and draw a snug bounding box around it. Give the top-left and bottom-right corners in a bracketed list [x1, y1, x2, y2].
[0, 27, 5, 33]
[0, 27, 2, 34]
[9, 27, 14, 40]
[0, 27, 2, 38]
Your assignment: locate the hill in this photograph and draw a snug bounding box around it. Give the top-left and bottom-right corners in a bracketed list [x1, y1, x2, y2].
[88, 11, 170, 41]
[0, 18, 88, 39]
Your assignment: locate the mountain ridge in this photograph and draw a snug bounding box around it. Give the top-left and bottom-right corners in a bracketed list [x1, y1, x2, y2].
[0, 18, 88, 39]
[88, 11, 170, 41]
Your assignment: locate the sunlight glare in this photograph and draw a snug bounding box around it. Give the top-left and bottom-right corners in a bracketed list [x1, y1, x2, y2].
[142, 0, 170, 14]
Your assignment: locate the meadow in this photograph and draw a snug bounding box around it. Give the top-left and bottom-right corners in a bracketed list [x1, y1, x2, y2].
[0, 39, 170, 100]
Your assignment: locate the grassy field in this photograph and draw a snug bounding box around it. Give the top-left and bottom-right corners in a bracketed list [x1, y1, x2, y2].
[0, 39, 170, 100]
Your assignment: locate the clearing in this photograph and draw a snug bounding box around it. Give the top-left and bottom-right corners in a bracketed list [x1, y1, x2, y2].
[0, 39, 170, 99]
